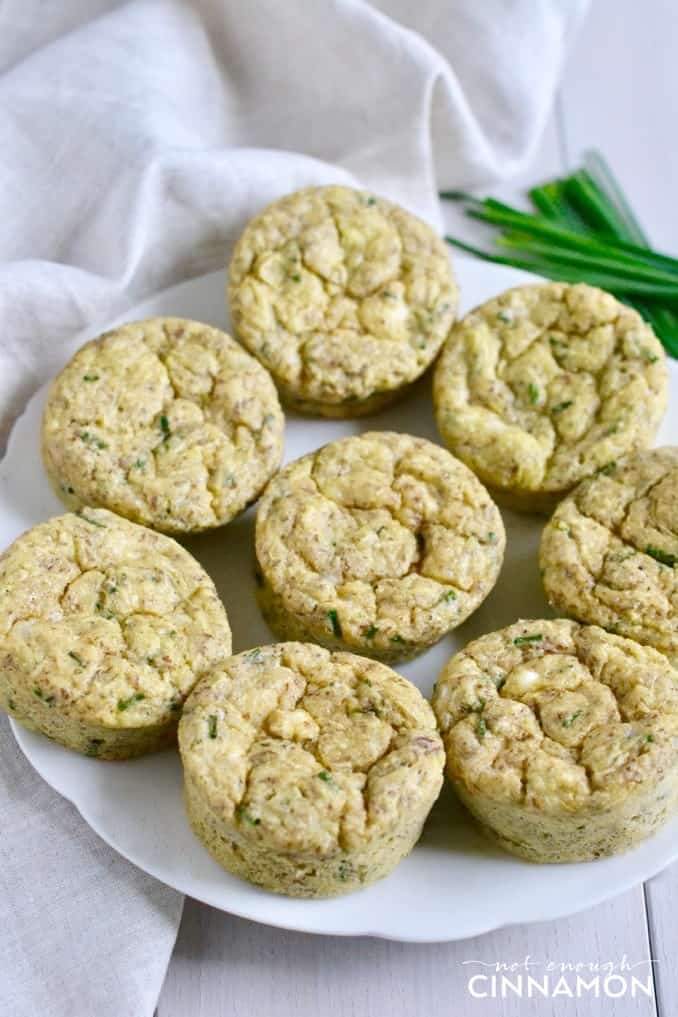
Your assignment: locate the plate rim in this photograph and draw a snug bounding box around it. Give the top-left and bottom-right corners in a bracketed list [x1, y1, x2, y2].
[11, 717, 678, 943]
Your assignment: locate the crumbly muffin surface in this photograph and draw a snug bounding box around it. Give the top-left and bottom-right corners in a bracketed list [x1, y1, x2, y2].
[541, 447, 678, 661]
[434, 619, 678, 813]
[0, 509, 232, 758]
[179, 642, 444, 895]
[42, 317, 284, 533]
[228, 185, 458, 414]
[432, 618, 678, 862]
[433, 282, 668, 504]
[255, 432, 505, 661]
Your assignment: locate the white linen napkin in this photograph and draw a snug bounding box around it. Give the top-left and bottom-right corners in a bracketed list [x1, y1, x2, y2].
[0, 2, 588, 1014]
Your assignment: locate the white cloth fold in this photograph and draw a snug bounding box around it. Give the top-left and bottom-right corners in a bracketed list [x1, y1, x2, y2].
[0, 2, 588, 1014]
[0, 716, 184, 1017]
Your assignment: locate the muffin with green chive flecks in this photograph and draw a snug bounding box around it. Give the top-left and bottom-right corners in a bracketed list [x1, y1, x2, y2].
[540, 447, 678, 663]
[0, 509, 232, 759]
[432, 618, 678, 862]
[227, 185, 458, 417]
[254, 432, 505, 663]
[433, 282, 668, 513]
[41, 317, 284, 534]
[179, 642, 444, 897]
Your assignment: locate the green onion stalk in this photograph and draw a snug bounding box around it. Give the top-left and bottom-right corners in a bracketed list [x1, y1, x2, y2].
[441, 151, 678, 357]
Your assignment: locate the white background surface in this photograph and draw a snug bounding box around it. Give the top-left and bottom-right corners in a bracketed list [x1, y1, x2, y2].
[157, 2, 678, 1014]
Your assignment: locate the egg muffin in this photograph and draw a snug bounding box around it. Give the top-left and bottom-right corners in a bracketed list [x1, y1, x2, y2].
[227, 185, 458, 416]
[432, 619, 678, 862]
[254, 432, 505, 662]
[42, 317, 284, 534]
[179, 641, 444, 897]
[433, 282, 668, 512]
[0, 509, 232, 759]
[541, 447, 678, 663]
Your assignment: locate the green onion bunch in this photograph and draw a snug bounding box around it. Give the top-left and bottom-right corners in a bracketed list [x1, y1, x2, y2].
[441, 151, 678, 356]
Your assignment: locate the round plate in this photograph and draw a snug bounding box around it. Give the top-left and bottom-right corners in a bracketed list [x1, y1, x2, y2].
[4, 261, 678, 942]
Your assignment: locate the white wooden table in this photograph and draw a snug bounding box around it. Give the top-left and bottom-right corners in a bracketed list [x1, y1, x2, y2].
[158, 3, 678, 1013]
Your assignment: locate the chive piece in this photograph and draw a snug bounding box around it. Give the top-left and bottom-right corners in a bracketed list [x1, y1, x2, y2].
[476, 717, 488, 739]
[597, 461, 617, 476]
[317, 770, 333, 784]
[513, 633, 543, 646]
[159, 415, 170, 440]
[235, 804, 260, 826]
[562, 710, 582, 728]
[133, 458, 145, 470]
[207, 714, 218, 739]
[529, 180, 590, 232]
[642, 733, 655, 744]
[440, 589, 457, 603]
[551, 400, 573, 414]
[95, 598, 115, 619]
[78, 511, 106, 528]
[446, 204, 671, 273]
[444, 235, 678, 299]
[82, 374, 100, 382]
[364, 624, 378, 639]
[366, 196, 377, 206]
[390, 634, 405, 644]
[487, 531, 497, 544]
[246, 648, 264, 663]
[494, 231, 678, 285]
[646, 546, 677, 568]
[527, 382, 539, 405]
[117, 692, 145, 712]
[496, 310, 513, 324]
[80, 431, 108, 450]
[289, 273, 301, 282]
[33, 687, 43, 698]
[440, 162, 678, 357]
[68, 651, 84, 667]
[449, 198, 678, 278]
[337, 860, 351, 882]
[327, 609, 342, 638]
[581, 152, 648, 244]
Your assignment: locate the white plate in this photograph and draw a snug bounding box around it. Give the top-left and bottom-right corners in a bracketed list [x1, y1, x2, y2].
[4, 262, 678, 943]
